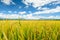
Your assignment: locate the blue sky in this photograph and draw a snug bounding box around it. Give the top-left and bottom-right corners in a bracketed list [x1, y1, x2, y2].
[0, 0, 60, 19]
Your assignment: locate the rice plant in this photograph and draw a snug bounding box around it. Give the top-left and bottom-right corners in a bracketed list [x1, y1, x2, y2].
[0, 20, 60, 40]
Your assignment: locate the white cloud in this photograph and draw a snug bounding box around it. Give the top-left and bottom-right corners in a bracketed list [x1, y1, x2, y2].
[1, 0, 11, 5]
[24, 5, 29, 8]
[14, 11, 17, 13]
[0, 0, 60, 19]
[34, 6, 60, 14]
[22, 14, 40, 19]
[12, 1, 16, 5]
[22, 14, 60, 19]
[48, 16, 60, 19]
[0, 13, 40, 19]
[1, 0, 15, 5]
[22, 0, 58, 8]
[37, 7, 50, 10]
[18, 11, 26, 15]
[8, 11, 12, 13]
[53, 1, 60, 4]
[0, 13, 60, 19]
[0, 13, 19, 19]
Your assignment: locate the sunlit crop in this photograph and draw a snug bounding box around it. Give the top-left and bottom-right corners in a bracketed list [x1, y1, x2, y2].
[0, 20, 60, 40]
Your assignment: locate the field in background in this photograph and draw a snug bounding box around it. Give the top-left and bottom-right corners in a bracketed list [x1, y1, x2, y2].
[0, 20, 60, 40]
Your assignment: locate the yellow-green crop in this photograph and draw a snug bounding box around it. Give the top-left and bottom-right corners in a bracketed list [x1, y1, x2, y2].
[0, 20, 60, 40]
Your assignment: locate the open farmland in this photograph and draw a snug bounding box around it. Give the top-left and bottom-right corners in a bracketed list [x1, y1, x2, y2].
[0, 20, 60, 40]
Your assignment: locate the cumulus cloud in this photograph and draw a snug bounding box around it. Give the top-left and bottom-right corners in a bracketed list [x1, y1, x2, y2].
[20, 13, 40, 19]
[18, 11, 26, 15]
[0, 12, 39, 19]
[0, 11, 27, 19]
[22, 0, 58, 8]
[0, 13, 20, 19]
[8, 11, 12, 13]
[48, 16, 60, 19]
[22, 14, 60, 19]
[1, 0, 15, 5]
[0, 6, 60, 19]
[0, 0, 60, 19]
[0, 12, 60, 19]
[34, 6, 60, 14]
